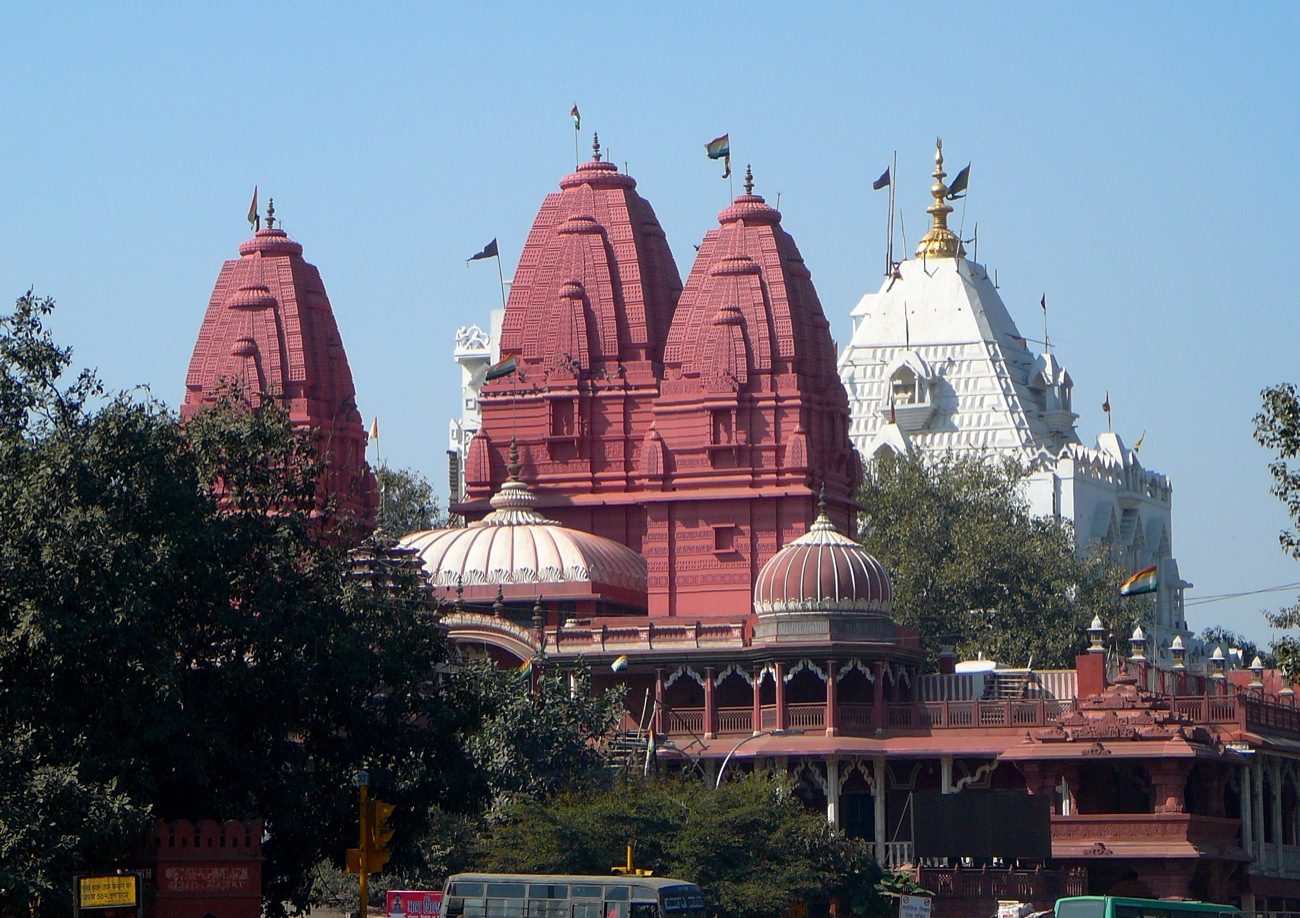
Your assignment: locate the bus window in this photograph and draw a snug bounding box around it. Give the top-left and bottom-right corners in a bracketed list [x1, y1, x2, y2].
[487, 885, 527, 899]
[605, 888, 630, 902]
[573, 904, 603, 918]
[449, 885, 485, 899]
[529, 902, 566, 918]
[631, 903, 659, 918]
[1057, 902, 1105, 918]
[530, 886, 569, 900]
[571, 888, 603, 900]
[486, 899, 525, 918]
[604, 902, 627, 918]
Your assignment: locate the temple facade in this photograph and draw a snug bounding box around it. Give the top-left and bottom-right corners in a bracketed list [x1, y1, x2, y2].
[837, 142, 1192, 664]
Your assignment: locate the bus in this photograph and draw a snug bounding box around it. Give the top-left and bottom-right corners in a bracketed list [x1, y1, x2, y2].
[1055, 897, 1242, 918]
[439, 873, 706, 918]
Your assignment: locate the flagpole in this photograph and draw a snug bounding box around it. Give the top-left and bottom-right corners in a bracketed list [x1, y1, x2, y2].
[886, 150, 896, 275]
[495, 249, 508, 312]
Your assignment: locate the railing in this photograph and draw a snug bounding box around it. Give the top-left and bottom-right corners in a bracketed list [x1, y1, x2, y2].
[840, 703, 874, 731]
[715, 707, 752, 735]
[876, 841, 914, 870]
[787, 703, 825, 730]
[1255, 843, 1300, 879]
[917, 866, 1083, 901]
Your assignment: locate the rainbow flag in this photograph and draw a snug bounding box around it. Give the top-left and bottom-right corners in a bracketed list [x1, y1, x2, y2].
[705, 134, 730, 160]
[1120, 565, 1158, 596]
[611, 655, 629, 672]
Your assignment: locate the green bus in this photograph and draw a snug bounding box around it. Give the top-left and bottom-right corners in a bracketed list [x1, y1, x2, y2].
[440, 874, 706, 918]
[1056, 897, 1242, 918]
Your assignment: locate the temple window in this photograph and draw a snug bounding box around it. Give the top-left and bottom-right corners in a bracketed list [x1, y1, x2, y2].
[550, 399, 575, 437]
[711, 409, 733, 445]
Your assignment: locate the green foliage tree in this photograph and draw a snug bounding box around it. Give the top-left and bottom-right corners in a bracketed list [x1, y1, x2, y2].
[377, 464, 449, 537]
[470, 773, 879, 918]
[0, 293, 469, 917]
[857, 452, 1131, 668]
[1254, 384, 1300, 678]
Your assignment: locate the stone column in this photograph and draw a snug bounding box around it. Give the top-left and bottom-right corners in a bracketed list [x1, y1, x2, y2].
[1272, 757, 1284, 851]
[1151, 761, 1191, 814]
[1241, 763, 1254, 858]
[826, 756, 841, 830]
[825, 659, 839, 737]
[703, 667, 716, 739]
[941, 756, 954, 794]
[872, 662, 886, 733]
[752, 665, 763, 736]
[774, 661, 788, 731]
[873, 756, 888, 865]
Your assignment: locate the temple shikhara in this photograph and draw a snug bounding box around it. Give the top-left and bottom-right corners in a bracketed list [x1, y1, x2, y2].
[182, 139, 1300, 917]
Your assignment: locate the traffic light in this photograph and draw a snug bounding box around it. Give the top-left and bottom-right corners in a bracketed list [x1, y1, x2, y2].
[366, 799, 395, 873]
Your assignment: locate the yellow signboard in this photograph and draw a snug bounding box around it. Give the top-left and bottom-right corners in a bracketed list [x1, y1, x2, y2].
[78, 875, 138, 909]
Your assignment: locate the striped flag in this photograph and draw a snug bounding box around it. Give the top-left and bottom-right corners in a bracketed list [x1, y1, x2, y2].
[1120, 566, 1158, 597]
[369, 417, 378, 440]
[485, 353, 519, 381]
[705, 134, 730, 160]
[571, 103, 580, 131]
[611, 655, 629, 672]
[518, 657, 533, 675]
[247, 186, 259, 231]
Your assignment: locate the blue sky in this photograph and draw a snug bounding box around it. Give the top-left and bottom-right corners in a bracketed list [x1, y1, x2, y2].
[1, 2, 1297, 649]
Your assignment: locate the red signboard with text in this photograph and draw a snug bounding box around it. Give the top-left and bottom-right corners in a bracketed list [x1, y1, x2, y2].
[387, 890, 443, 918]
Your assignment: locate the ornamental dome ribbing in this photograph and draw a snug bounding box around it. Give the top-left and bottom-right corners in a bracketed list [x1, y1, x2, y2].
[399, 449, 647, 607]
[753, 501, 892, 615]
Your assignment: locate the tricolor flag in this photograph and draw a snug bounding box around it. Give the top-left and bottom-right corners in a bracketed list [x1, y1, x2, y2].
[247, 186, 259, 231]
[571, 103, 581, 131]
[1120, 565, 1158, 597]
[872, 168, 891, 191]
[484, 352, 519, 381]
[518, 657, 533, 676]
[705, 134, 730, 160]
[468, 238, 499, 263]
[369, 417, 378, 440]
[611, 655, 629, 672]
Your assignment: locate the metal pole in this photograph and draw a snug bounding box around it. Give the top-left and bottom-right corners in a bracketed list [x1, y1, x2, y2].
[716, 731, 773, 788]
[359, 773, 370, 918]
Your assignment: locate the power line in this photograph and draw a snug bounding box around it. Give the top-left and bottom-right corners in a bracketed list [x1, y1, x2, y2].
[1184, 581, 1300, 608]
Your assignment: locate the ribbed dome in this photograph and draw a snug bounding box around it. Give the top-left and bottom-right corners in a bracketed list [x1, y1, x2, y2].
[753, 503, 892, 615]
[399, 461, 647, 598]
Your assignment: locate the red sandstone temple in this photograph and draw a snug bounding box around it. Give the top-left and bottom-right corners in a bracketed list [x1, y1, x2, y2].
[172, 146, 1300, 917]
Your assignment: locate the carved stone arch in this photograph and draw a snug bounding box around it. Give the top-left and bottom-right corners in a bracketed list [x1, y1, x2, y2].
[785, 658, 828, 683]
[837, 658, 875, 683]
[443, 611, 540, 663]
[714, 663, 756, 687]
[792, 757, 828, 794]
[954, 761, 997, 792]
[664, 667, 707, 690]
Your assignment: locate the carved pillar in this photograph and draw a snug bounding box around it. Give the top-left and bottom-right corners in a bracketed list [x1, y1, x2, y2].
[873, 756, 888, 864]
[704, 667, 716, 739]
[825, 660, 839, 737]
[826, 755, 841, 830]
[1151, 761, 1192, 814]
[752, 665, 763, 736]
[653, 667, 665, 736]
[1060, 763, 1081, 815]
[1144, 862, 1194, 900]
[872, 662, 886, 733]
[941, 756, 954, 794]
[1241, 762, 1254, 857]
[1272, 757, 1285, 849]
[774, 661, 787, 731]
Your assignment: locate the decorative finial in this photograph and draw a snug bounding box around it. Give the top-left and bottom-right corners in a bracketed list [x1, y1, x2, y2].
[592, 132, 602, 162]
[743, 165, 754, 196]
[533, 597, 545, 633]
[265, 198, 276, 230]
[507, 438, 522, 481]
[493, 584, 505, 617]
[817, 482, 828, 516]
[454, 577, 465, 612]
[914, 138, 960, 258]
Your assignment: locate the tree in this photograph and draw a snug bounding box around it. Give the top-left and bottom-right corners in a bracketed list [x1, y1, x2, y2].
[1254, 384, 1300, 678]
[376, 465, 449, 537]
[856, 452, 1131, 669]
[0, 293, 467, 917]
[471, 773, 879, 918]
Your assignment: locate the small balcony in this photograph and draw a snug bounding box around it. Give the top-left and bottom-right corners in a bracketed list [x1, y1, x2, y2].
[1255, 843, 1300, 879]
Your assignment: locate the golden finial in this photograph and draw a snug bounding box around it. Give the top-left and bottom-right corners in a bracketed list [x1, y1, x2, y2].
[592, 133, 602, 162]
[744, 164, 754, 196]
[915, 138, 961, 258]
[507, 438, 522, 480]
[266, 197, 276, 230]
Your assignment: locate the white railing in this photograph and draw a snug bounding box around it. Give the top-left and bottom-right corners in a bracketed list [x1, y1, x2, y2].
[875, 841, 913, 869]
[1255, 843, 1300, 879]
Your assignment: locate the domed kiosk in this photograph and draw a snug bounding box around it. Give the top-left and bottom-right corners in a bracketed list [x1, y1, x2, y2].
[400, 444, 648, 616]
[752, 495, 896, 644]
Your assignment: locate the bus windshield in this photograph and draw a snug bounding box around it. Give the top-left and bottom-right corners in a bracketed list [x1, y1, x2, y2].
[442, 874, 706, 918]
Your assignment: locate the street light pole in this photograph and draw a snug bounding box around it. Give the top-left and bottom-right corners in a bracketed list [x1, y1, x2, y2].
[715, 729, 803, 788]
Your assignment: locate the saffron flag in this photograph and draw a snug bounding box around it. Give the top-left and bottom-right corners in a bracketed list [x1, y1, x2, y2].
[247, 186, 259, 231]
[468, 238, 499, 262]
[369, 417, 378, 440]
[705, 134, 730, 160]
[485, 353, 519, 381]
[1120, 566, 1158, 597]
[947, 163, 971, 200]
[611, 655, 629, 672]
[872, 168, 890, 191]
[571, 103, 580, 131]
